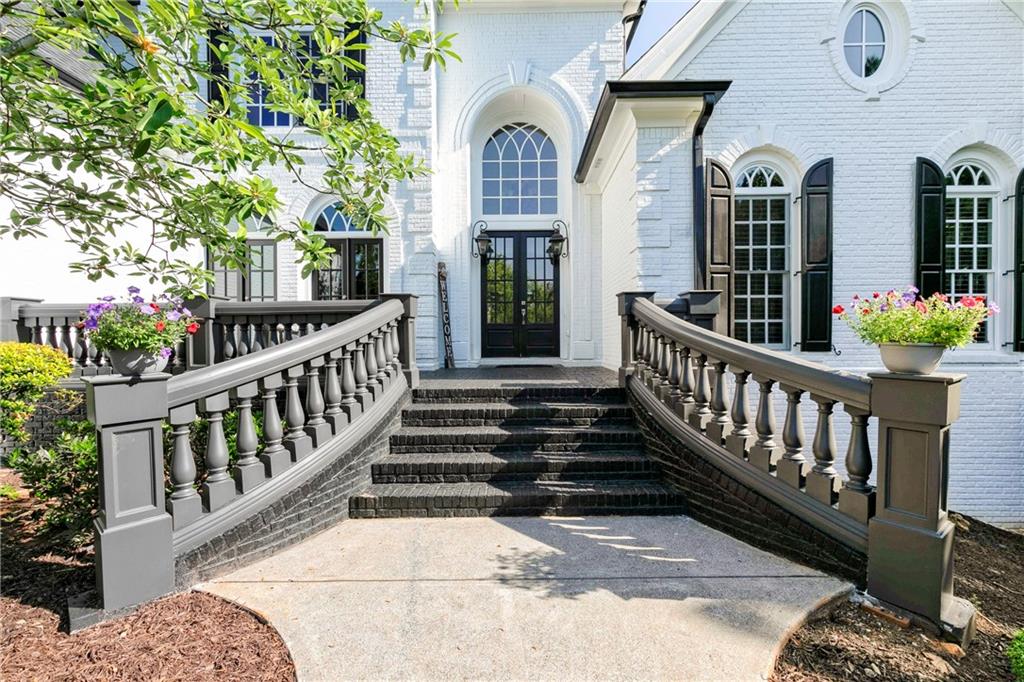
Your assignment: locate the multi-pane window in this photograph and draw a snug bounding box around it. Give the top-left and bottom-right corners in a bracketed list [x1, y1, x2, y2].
[944, 163, 995, 343]
[733, 165, 789, 346]
[843, 8, 885, 78]
[207, 241, 277, 301]
[482, 123, 557, 216]
[312, 203, 382, 300]
[244, 31, 365, 127]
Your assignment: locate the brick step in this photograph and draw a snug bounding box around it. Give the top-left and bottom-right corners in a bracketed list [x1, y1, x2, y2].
[349, 480, 687, 518]
[412, 386, 625, 404]
[372, 450, 657, 483]
[400, 401, 634, 427]
[388, 425, 644, 454]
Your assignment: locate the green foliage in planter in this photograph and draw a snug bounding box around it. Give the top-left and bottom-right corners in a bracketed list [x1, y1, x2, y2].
[835, 286, 998, 349]
[1010, 630, 1024, 682]
[7, 418, 97, 544]
[0, 342, 73, 444]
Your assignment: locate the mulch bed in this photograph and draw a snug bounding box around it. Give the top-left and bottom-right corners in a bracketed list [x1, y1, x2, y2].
[1, 469, 296, 681]
[773, 513, 1024, 681]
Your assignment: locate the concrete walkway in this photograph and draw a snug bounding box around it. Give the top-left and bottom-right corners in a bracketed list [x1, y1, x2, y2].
[201, 516, 850, 682]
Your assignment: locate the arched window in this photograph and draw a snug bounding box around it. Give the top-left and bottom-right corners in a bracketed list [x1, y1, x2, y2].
[733, 164, 790, 346]
[482, 123, 557, 216]
[944, 162, 996, 342]
[312, 202, 382, 300]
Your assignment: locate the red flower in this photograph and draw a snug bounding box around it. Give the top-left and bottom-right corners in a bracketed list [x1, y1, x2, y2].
[155, 321, 166, 332]
[186, 322, 199, 335]
[936, 293, 948, 302]
[975, 295, 985, 301]
[862, 308, 871, 315]
[961, 296, 977, 308]
[832, 304, 845, 315]
[872, 292, 880, 299]
[150, 303, 161, 311]
[915, 301, 928, 314]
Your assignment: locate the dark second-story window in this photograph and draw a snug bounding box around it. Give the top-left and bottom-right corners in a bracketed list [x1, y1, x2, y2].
[312, 203, 382, 300]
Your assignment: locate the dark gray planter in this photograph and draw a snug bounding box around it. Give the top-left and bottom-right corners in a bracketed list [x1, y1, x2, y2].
[878, 343, 944, 375]
[107, 348, 169, 376]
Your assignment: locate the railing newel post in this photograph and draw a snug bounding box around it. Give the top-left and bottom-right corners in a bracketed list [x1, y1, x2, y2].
[777, 385, 809, 489]
[724, 369, 754, 459]
[748, 376, 782, 472]
[379, 294, 419, 388]
[806, 394, 840, 506]
[617, 292, 656, 387]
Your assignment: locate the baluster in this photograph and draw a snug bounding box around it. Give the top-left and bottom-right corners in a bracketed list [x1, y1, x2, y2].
[705, 360, 733, 444]
[646, 331, 659, 389]
[340, 344, 362, 419]
[71, 325, 87, 371]
[38, 322, 52, 348]
[389, 320, 402, 373]
[306, 323, 316, 337]
[273, 323, 286, 346]
[640, 326, 652, 382]
[748, 377, 782, 472]
[200, 393, 236, 512]
[382, 325, 397, 378]
[232, 383, 265, 493]
[374, 330, 389, 387]
[725, 370, 755, 459]
[839, 407, 876, 523]
[634, 323, 647, 375]
[283, 366, 313, 460]
[82, 329, 97, 374]
[363, 336, 381, 398]
[58, 322, 73, 360]
[236, 323, 250, 357]
[259, 374, 291, 476]
[352, 341, 371, 409]
[167, 404, 202, 528]
[250, 323, 264, 353]
[303, 359, 332, 446]
[675, 346, 695, 420]
[324, 354, 347, 432]
[171, 338, 185, 372]
[688, 353, 713, 431]
[31, 322, 44, 346]
[656, 335, 671, 400]
[807, 396, 840, 505]
[222, 322, 236, 360]
[667, 342, 683, 407]
[777, 386, 809, 489]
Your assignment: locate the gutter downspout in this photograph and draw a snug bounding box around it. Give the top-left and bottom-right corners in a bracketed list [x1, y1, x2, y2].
[691, 92, 716, 291]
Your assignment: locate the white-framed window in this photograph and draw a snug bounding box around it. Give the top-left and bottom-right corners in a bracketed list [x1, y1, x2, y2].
[944, 162, 997, 344]
[481, 123, 558, 216]
[733, 164, 790, 347]
[843, 7, 886, 78]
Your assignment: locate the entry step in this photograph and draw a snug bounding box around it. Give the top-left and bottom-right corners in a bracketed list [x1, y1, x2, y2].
[400, 401, 634, 427]
[372, 450, 656, 483]
[389, 424, 645, 453]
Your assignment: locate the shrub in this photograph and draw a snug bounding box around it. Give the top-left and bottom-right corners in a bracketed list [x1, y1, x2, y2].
[1010, 630, 1024, 682]
[835, 286, 998, 349]
[8, 418, 97, 544]
[0, 342, 74, 444]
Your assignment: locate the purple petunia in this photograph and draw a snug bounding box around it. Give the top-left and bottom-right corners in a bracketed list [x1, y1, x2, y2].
[101, 295, 115, 302]
[159, 347, 173, 359]
[138, 303, 155, 316]
[128, 286, 141, 294]
[132, 295, 145, 304]
[167, 310, 182, 322]
[180, 307, 191, 317]
[84, 318, 98, 330]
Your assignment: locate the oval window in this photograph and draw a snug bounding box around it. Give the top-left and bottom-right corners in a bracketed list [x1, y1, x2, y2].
[843, 8, 885, 78]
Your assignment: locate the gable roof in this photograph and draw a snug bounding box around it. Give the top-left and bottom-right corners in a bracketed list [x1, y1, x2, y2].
[624, 0, 749, 81]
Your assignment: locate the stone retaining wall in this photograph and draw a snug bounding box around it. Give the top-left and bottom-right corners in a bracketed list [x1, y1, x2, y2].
[0, 385, 86, 459]
[628, 390, 867, 584]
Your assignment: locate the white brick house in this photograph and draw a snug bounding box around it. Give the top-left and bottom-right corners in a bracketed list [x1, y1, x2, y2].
[1, 0, 1021, 524]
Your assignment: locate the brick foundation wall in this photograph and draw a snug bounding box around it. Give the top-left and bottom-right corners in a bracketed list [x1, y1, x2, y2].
[627, 388, 867, 585]
[174, 390, 411, 588]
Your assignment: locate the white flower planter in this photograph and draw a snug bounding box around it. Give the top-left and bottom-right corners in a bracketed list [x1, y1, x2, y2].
[878, 343, 944, 375]
[107, 348, 169, 376]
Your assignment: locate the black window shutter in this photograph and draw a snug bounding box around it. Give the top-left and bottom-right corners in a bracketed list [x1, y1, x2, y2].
[1015, 168, 1024, 352]
[206, 27, 229, 107]
[345, 25, 367, 121]
[914, 157, 946, 298]
[705, 158, 733, 334]
[800, 158, 834, 352]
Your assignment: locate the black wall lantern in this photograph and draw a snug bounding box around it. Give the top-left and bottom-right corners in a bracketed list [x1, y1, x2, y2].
[471, 220, 493, 259]
[547, 219, 569, 265]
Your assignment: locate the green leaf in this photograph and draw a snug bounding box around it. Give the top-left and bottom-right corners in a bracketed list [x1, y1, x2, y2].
[132, 137, 152, 158]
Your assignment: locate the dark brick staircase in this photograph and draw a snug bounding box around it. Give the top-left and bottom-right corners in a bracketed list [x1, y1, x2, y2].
[349, 382, 687, 518]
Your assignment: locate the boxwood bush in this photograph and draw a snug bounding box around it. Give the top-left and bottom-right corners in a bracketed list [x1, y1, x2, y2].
[0, 342, 73, 444]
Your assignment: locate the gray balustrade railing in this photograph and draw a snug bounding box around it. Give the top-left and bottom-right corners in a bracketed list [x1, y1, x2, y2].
[1, 297, 379, 373]
[79, 294, 417, 617]
[618, 291, 976, 645]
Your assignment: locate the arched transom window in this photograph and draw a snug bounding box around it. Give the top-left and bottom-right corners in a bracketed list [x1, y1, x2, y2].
[482, 123, 557, 216]
[311, 202, 382, 300]
[733, 164, 789, 346]
[944, 163, 996, 342]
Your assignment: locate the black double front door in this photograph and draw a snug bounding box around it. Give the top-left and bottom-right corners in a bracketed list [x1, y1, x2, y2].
[481, 231, 559, 357]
